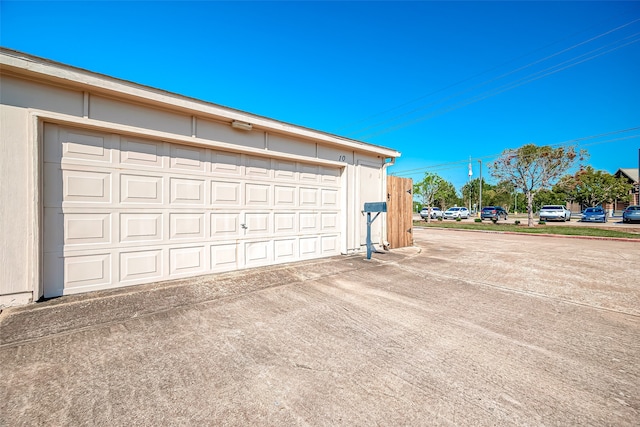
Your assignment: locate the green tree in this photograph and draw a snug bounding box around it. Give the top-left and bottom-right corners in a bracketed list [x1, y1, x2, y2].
[493, 180, 516, 211]
[533, 188, 567, 211]
[490, 144, 586, 227]
[462, 178, 503, 211]
[433, 180, 459, 209]
[413, 173, 447, 223]
[556, 166, 632, 208]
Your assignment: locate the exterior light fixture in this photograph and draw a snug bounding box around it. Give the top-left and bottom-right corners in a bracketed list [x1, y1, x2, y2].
[231, 120, 252, 131]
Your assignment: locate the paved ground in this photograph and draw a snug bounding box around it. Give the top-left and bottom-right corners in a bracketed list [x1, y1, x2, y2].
[1, 229, 639, 426]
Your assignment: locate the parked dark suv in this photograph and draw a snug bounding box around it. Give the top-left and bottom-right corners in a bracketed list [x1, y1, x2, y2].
[481, 206, 508, 221]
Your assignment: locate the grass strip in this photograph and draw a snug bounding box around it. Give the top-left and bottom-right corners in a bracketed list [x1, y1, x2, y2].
[414, 221, 640, 239]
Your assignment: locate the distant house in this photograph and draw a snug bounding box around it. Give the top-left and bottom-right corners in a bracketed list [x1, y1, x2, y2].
[567, 168, 639, 214]
[614, 168, 640, 207]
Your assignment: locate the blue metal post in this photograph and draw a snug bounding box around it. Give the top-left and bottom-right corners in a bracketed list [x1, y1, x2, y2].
[366, 212, 372, 259]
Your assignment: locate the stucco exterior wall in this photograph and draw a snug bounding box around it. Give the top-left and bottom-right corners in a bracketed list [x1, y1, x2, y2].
[1, 105, 35, 305]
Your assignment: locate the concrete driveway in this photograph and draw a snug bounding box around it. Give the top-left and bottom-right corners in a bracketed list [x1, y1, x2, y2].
[2, 229, 639, 426]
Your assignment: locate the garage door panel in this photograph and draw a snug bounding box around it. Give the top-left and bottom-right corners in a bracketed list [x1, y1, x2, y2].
[120, 213, 163, 242]
[61, 129, 113, 164]
[321, 189, 339, 207]
[273, 160, 296, 180]
[274, 239, 296, 261]
[299, 237, 319, 258]
[274, 185, 296, 206]
[64, 170, 111, 203]
[211, 243, 238, 271]
[170, 145, 207, 172]
[321, 212, 339, 231]
[120, 138, 166, 168]
[274, 213, 296, 233]
[44, 208, 64, 252]
[211, 213, 239, 236]
[299, 164, 319, 182]
[211, 181, 240, 205]
[120, 249, 162, 282]
[212, 151, 242, 176]
[299, 187, 318, 207]
[246, 156, 271, 178]
[43, 252, 64, 297]
[245, 183, 270, 206]
[244, 212, 270, 236]
[170, 213, 205, 240]
[300, 212, 319, 232]
[65, 253, 112, 289]
[43, 163, 63, 208]
[170, 246, 205, 276]
[120, 174, 163, 204]
[320, 166, 340, 183]
[321, 235, 339, 254]
[170, 177, 205, 205]
[245, 240, 271, 266]
[64, 213, 111, 246]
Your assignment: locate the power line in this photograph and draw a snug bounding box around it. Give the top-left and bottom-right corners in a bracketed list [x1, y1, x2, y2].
[338, 13, 640, 135]
[389, 127, 640, 177]
[354, 18, 640, 139]
[357, 31, 640, 139]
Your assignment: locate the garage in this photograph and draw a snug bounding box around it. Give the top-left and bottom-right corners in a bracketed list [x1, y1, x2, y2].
[43, 124, 343, 297]
[0, 48, 400, 305]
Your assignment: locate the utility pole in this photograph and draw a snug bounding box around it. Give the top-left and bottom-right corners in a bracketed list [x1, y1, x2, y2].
[478, 159, 482, 217]
[468, 156, 472, 211]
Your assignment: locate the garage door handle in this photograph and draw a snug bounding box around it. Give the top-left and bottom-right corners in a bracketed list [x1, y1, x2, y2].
[241, 224, 248, 230]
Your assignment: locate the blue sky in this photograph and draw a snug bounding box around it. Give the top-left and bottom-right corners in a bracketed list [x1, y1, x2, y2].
[2, 1, 639, 190]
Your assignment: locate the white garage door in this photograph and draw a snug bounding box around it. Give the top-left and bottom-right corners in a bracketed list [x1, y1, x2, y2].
[43, 124, 342, 297]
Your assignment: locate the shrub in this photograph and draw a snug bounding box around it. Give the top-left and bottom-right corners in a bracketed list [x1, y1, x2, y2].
[514, 220, 521, 225]
[474, 218, 482, 223]
[456, 217, 462, 222]
[538, 220, 546, 225]
[437, 217, 443, 221]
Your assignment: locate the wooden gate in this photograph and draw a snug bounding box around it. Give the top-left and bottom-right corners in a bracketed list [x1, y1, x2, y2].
[386, 176, 413, 248]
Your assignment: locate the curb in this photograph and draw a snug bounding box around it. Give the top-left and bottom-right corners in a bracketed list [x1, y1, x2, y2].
[414, 226, 640, 243]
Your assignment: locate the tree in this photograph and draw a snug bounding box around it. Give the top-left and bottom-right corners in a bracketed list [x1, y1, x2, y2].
[533, 188, 567, 211]
[493, 180, 516, 212]
[556, 166, 632, 208]
[434, 180, 460, 209]
[490, 144, 586, 227]
[461, 179, 514, 211]
[413, 173, 447, 223]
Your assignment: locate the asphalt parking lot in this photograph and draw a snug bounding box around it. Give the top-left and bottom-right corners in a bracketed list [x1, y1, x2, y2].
[1, 228, 639, 426]
[416, 212, 640, 230]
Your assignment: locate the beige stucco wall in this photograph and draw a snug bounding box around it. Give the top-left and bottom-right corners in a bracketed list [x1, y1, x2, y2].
[0, 56, 396, 306]
[1, 105, 36, 305]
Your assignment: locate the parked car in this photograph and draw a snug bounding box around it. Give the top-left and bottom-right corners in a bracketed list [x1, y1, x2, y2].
[539, 205, 571, 222]
[480, 206, 508, 221]
[622, 205, 640, 223]
[443, 207, 470, 219]
[581, 206, 607, 223]
[420, 207, 443, 220]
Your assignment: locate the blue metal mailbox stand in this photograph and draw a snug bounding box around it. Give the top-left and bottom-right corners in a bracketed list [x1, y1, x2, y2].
[363, 202, 387, 260]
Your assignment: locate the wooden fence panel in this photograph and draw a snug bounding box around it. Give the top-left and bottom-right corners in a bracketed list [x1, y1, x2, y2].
[386, 176, 413, 248]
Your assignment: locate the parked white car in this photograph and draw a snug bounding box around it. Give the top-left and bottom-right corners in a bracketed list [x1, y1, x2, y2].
[420, 207, 443, 220]
[443, 207, 470, 219]
[539, 205, 571, 222]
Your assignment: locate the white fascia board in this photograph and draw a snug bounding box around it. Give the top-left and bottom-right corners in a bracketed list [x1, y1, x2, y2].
[0, 49, 400, 159]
